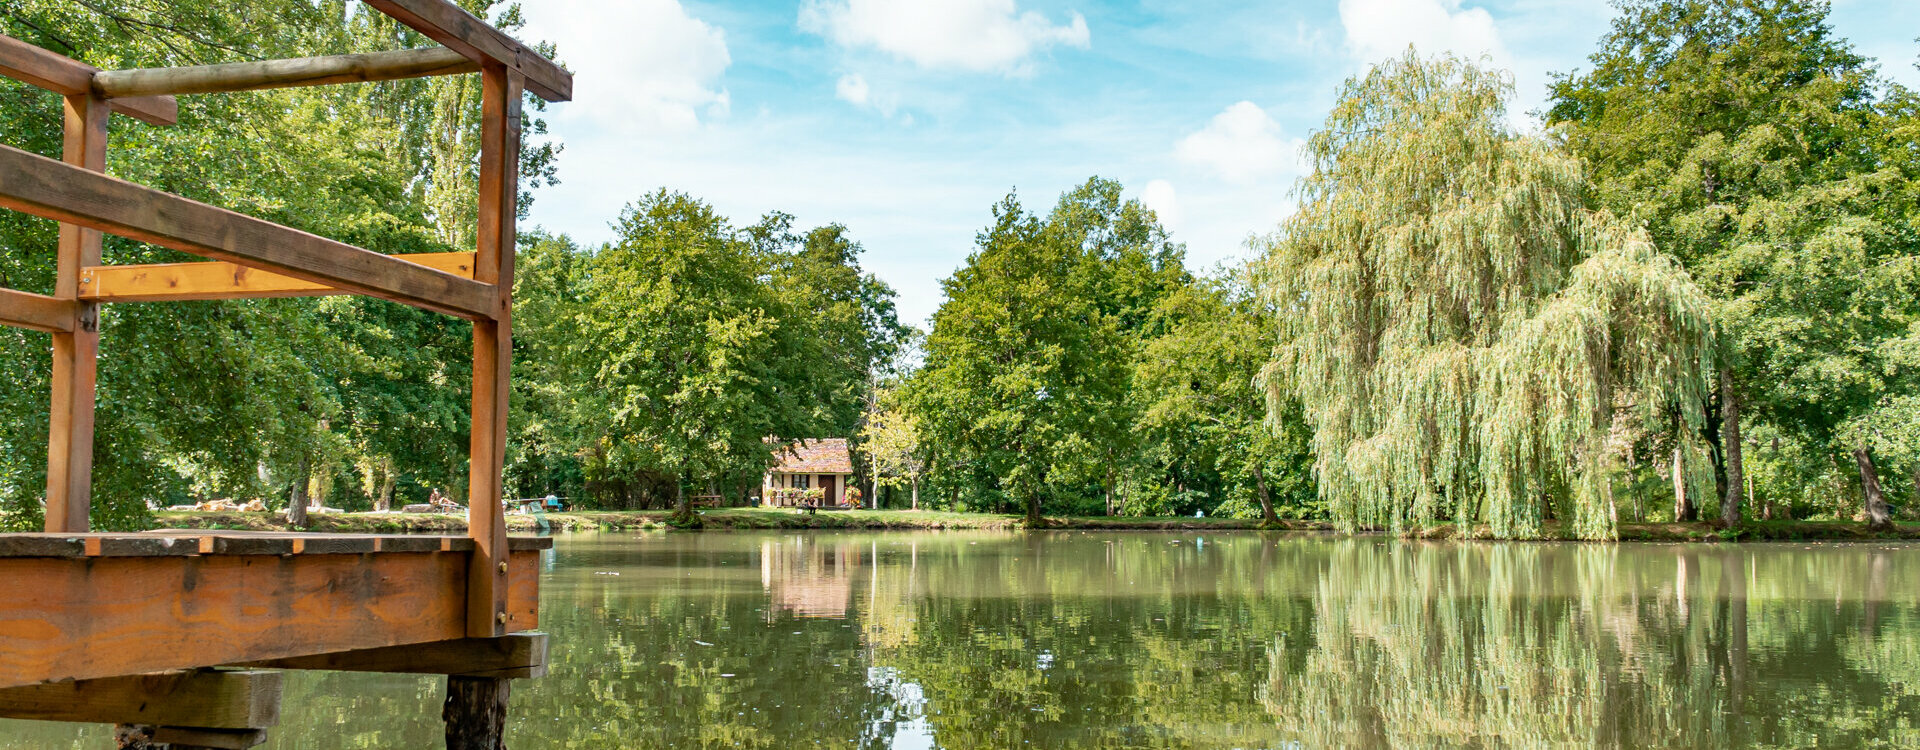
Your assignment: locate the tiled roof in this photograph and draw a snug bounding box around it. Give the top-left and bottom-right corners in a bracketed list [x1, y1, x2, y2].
[769, 438, 853, 474]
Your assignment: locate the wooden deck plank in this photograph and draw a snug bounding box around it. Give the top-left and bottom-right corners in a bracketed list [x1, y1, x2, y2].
[0, 533, 551, 557]
[0, 549, 540, 688]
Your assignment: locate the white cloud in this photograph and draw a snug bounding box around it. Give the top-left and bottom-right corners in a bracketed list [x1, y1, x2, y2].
[1338, 0, 1506, 65]
[520, 0, 731, 134]
[835, 73, 871, 106]
[1174, 102, 1304, 185]
[1140, 179, 1181, 233]
[800, 0, 1091, 74]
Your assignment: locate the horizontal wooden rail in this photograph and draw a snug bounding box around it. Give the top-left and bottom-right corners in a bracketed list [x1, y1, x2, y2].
[82, 251, 476, 302]
[0, 34, 176, 125]
[94, 47, 480, 98]
[0, 287, 77, 332]
[0, 144, 497, 319]
[364, 0, 572, 102]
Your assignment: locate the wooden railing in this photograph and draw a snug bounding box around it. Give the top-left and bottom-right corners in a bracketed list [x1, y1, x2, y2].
[0, 0, 571, 640]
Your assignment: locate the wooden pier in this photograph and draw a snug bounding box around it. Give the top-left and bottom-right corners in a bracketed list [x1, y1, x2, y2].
[0, 2, 572, 747]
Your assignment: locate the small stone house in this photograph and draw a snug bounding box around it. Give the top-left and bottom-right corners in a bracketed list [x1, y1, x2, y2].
[763, 438, 854, 507]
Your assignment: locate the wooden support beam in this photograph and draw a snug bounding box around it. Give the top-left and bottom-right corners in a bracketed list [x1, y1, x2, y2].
[44, 93, 107, 534]
[362, 0, 571, 102]
[0, 34, 177, 125]
[81, 252, 477, 302]
[0, 549, 541, 688]
[235, 633, 546, 679]
[0, 669, 280, 729]
[465, 67, 521, 639]
[0, 143, 496, 319]
[0, 287, 76, 332]
[93, 47, 479, 98]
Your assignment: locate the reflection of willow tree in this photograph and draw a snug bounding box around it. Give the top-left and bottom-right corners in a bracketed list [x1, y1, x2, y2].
[862, 533, 1319, 748]
[1261, 542, 1920, 747]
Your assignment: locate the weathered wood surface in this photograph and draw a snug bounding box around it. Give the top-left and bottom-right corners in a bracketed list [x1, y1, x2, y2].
[0, 669, 280, 728]
[0, 548, 540, 688]
[44, 93, 108, 534]
[237, 632, 546, 678]
[443, 675, 511, 750]
[94, 47, 479, 98]
[466, 67, 523, 639]
[0, 532, 552, 558]
[0, 286, 76, 332]
[82, 252, 477, 302]
[363, 0, 571, 102]
[0, 144, 496, 319]
[0, 34, 176, 125]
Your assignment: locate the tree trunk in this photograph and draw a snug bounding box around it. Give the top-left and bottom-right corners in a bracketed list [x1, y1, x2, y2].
[910, 476, 919, 511]
[1854, 446, 1892, 531]
[673, 473, 691, 521]
[443, 675, 510, 750]
[1672, 446, 1695, 522]
[1719, 369, 1744, 528]
[1253, 465, 1279, 526]
[376, 471, 395, 513]
[1025, 493, 1042, 527]
[287, 458, 310, 528]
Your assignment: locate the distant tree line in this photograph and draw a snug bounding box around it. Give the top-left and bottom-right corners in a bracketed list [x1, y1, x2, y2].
[0, 0, 1913, 538]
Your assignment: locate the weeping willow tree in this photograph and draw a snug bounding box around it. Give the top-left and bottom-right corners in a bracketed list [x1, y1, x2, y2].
[1259, 53, 1716, 539]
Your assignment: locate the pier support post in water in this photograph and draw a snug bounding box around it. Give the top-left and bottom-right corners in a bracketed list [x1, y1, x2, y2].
[443, 675, 511, 750]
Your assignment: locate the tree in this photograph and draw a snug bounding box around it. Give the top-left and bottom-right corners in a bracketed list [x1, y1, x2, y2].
[1260, 52, 1717, 539]
[572, 191, 808, 521]
[1134, 267, 1316, 524]
[1547, 0, 1920, 526]
[861, 389, 926, 510]
[911, 191, 1131, 525]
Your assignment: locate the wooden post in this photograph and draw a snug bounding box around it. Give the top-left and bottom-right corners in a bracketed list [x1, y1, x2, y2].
[44, 93, 106, 533]
[465, 64, 521, 639]
[443, 675, 510, 750]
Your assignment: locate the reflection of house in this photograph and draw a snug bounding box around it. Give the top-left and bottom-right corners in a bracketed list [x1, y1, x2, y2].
[761, 538, 858, 619]
[763, 438, 854, 506]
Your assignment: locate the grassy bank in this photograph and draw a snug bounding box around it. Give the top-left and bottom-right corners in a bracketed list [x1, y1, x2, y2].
[153, 508, 1320, 534]
[151, 508, 1919, 541]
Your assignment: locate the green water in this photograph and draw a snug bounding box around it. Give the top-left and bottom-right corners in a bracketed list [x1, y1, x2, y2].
[5, 531, 1920, 748]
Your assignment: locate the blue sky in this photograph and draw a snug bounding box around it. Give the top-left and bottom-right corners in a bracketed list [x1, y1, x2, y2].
[514, 0, 1920, 327]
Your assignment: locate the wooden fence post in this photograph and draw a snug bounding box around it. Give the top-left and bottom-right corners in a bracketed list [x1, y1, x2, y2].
[44, 93, 106, 533]
[466, 64, 522, 638]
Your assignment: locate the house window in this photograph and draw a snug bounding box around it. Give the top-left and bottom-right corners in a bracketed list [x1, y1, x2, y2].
[795, 475, 810, 490]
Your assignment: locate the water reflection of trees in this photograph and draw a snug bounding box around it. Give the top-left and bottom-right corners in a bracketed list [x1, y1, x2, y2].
[7, 534, 1917, 749]
[1261, 542, 1920, 748]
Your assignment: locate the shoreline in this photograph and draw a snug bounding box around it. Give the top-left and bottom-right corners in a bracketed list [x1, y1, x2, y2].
[148, 508, 1920, 542]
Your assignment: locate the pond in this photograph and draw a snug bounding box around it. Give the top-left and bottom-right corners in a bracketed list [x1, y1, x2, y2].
[5, 530, 1919, 748]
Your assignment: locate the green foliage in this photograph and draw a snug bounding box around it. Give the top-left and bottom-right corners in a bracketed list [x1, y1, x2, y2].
[1260, 52, 1717, 539]
[1132, 268, 1316, 522]
[910, 181, 1158, 522]
[1548, 0, 1920, 518]
[0, 1, 551, 529]
[506, 192, 902, 513]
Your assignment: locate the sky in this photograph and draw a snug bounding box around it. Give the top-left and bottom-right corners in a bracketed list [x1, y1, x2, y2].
[511, 0, 1920, 328]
